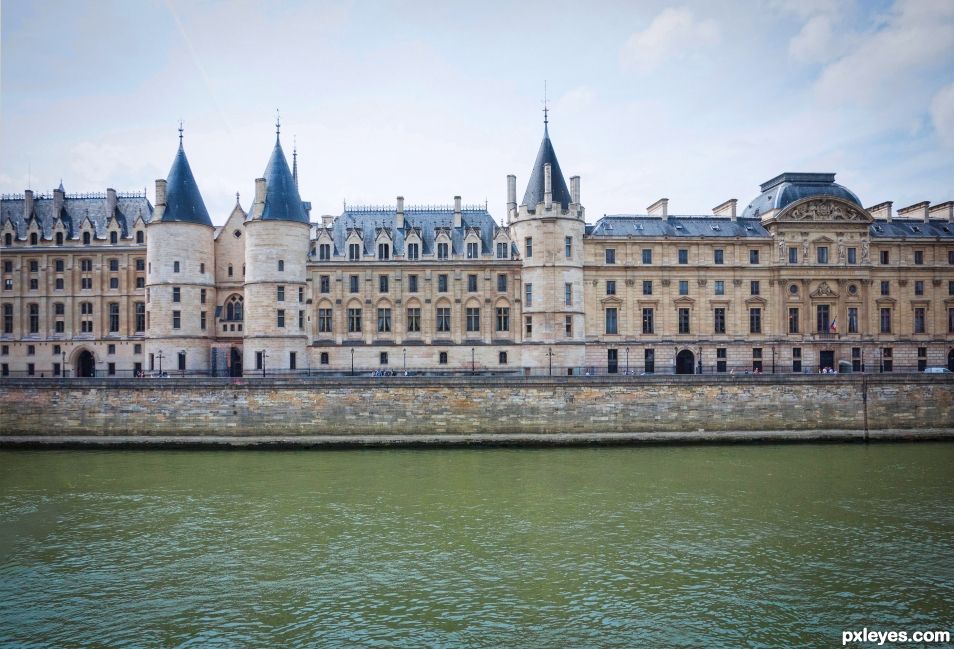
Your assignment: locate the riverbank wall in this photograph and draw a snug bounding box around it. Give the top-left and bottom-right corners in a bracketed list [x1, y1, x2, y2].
[1, 374, 952, 446]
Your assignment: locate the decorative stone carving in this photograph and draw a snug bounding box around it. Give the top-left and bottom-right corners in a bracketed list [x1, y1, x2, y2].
[784, 199, 865, 222]
[661, 279, 671, 287]
[697, 279, 707, 287]
[898, 279, 908, 287]
[810, 281, 838, 298]
[861, 238, 870, 263]
[625, 279, 635, 287]
[733, 279, 743, 287]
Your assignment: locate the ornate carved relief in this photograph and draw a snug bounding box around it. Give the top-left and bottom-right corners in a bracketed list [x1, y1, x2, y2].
[783, 199, 866, 222]
[810, 281, 838, 298]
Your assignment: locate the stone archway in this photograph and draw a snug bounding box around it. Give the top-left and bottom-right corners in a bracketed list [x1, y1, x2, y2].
[676, 349, 695, 375]
[75, 349, 95, 377]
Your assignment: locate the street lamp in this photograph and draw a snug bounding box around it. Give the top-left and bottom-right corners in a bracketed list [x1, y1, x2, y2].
[156, 350, 164, 375]
[61, 350, 66, 378]
[625, 347, 630, 375]
[546, 346, 553, 376]
[351, 348, 355, 376]
[260, 349, 267, 377]
[471, 347, 475, 375]
[403, 347, 407, 373]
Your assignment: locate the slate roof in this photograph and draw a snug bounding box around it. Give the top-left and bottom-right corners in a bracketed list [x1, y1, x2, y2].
[1, 191, 153, 240]
[588, 215, 771, 238]
[323, 206, 504, 257]
[742, 173, 861, 219]
[869, 220, 954, 238]
[261, 136, 309, 223]
[161, 141, 212, 226]
[522, 124, 571, 210]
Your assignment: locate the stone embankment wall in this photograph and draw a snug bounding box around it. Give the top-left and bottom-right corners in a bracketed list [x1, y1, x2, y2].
[1, 375, 952, 443]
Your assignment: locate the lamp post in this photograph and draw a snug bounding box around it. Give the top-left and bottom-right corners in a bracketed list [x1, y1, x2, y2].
[403, 347, 407, 373]
[157, 350, 164, 376]
[625, 347, 630, 375]
[180, 350, 186, 377]
[471, 347, 475, 375]
[546, 347, 553, 376]
[351, 348, 355, 376]
[61, 351, 66, 378]
[260, 349, 267, 377]
[771, 346, 776, 374]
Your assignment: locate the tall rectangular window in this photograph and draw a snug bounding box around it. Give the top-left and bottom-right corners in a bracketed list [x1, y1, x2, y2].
[606, 280, 616, 295]
[749, 308, 762, 334]
[642, 280, 652, 296]
[564, 315, 572, 336]
[880, 250, 889, 265]
[377, 308, 391, 333]
[642, 248, 653, 264]
[949, 307, 954, 333]
[525, 237, 533, 258]
[438, 274, 448, 292]
[848, 307, 858, 334]
[172, 310, 181, 329]
[749, 249, 759, 264]
[349, 275, 359, 293]
[642, 308, 654, 334]
[880, 308, 891, 334]
[496, 242, 508, 259]
[789, 247, 798, 264]
[789, 307, 799, 334]
[348, 308, 362, 333]
[2, 304, 12, 335]
[714, 308, 726, 334]
[497, 274, 507, 292]
[468, 274, 477, 292]
[379, 275, 389, 293]
[349, 243, 360, 261]
[436, 308, 451, 333]
[466, 307, 480, 333]
[817, 304, 830, 333]
[717, 347, 727, 373]
[277, 285, 285, 301]
[914, 307, 926, 334]
[525, 283, 532, 307]
[29, 303, 39, 333]
[496, 307, 510, 332]
[679, 280, 688, 295]
[881, 280, 890, 296]
[714, 280, 724, 296]
[318, 243, 331, 260]
[407, 307, 421, 333]
[564, 282, 572, 306]
[605, 248, 615, 264]
[713, 249, 723, 265]
[678, 308, 690, 334]
[817, 246, 829, 264]
[318, 308, 332, 333]
[277, 309, 285, 328]
[408, 274, 419, 293]
[678, 249, 688, 264]
[644, 349, 655, 373]
[109, 303, 119, 332]
[525, 316, 532, 337]
[605, 307, 618, 334]
[437, 242, 449, 259]
[201, 310, 207, 330]
[565, 236, 572, 258]
[407, 243, 419, 260]
[173, 287, 181, 303]
[914, 250, 924, 265]
[847, 247, 857, 264]
[750, 280, 760, 296]
[466, 242, 478, 259]
[135, 302, 145, 332]
[377, 244, 389, 260]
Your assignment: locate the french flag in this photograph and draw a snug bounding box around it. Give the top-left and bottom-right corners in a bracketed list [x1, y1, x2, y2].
[830, 317, 838, 333]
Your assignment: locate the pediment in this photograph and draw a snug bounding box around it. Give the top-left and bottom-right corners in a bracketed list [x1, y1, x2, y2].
[600, 296, 623, 306]
[809, 281, 839, 299]
[745, 295, 767, 306]
[775, 197, 872, 224]
[673, 296, 695, 306]
[876, 296, 897, 306]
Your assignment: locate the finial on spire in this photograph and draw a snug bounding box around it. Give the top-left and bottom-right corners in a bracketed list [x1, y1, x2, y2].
[275, 109, 281, 137]
[178, 119, 184, 146]
[292, 135, 299, 189]
[542, 80, 549, 126]
[236, 191, 240, 205]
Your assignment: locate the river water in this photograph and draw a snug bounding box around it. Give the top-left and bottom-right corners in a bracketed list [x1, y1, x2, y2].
[1, 444, 953, 648]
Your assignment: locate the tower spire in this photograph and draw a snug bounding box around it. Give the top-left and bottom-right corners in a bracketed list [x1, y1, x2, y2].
[292, 135, 298, 189]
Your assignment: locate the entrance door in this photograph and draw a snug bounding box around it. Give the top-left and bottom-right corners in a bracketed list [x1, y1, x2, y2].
[819, 350, 834, 371]
[76, 350, 95, 377]
[948, 349, 954, 372]
[676, 350, 695, 374]
[230, 347, 243, 377]
[607, 349, 618, 374]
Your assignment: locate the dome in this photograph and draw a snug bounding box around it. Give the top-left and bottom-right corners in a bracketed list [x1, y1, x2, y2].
[742, 173, 861, 219]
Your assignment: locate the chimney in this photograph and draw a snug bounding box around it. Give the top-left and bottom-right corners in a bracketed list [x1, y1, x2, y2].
[897, 201, 929, 222]
[396, 196, 405, 229]
[23, 189, 34, 222]
[928, 201, 953, 223]
[155, 179, 167, 207]
[321, 215, 334, 228]
[647, 198, 669, 218]
[866, 201, 892, 221]
[506, 175, 516, 223]
[453, 195, 462, 228]
[106, 188, 117, 222]
[570, 175, 580, 205]
[544, 163, 553, 210]
[712, 198, 737, 219]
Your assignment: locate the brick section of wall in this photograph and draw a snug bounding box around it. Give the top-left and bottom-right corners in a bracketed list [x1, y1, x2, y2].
[1, 375, 951, 438]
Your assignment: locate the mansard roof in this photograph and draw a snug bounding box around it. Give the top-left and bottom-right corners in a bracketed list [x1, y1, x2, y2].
[261, 135, 308, 223]
[869, 220, 954, 238]
[522, 124, 571, 210]
[742, 173, 861, 219]
[0, 190, 153, 240]
[162, 139, 212, 226]
[588, 215, 770, 238]
[324, 204, 501, 257]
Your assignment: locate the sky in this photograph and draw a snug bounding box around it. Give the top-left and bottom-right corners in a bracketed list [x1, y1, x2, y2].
[1, 0, 953, 225]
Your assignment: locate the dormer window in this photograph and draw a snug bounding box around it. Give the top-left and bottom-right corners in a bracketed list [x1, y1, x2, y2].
[349, 243, 360, 261]
[437, 242, 449, 260]
[110, 231, 118, 244]
[30, 233, 38, 245]
[318, 243, 331, 260]
[466, 242, 478, 259]
[83, 232, 91, 245]
[407, 242, 419, 260]
[378, 243, 390, 259]
[496, 242, 508, 259]
[56, 232, 63, 245]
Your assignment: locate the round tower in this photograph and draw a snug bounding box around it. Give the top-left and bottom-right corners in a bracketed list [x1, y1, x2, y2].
[243, 121, 310, 374]
[145, 127, 216, 374]
[510, 116, 586, 373]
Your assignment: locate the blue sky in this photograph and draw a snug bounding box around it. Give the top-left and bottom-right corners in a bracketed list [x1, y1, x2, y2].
[2, 0, 952, 224]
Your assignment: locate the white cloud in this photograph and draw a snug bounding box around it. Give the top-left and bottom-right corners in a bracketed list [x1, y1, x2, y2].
[620, 7, 720, 73]
[788, 14, 854, 64]
[930, 82, 954, 148]
[813, 1, 954, 105]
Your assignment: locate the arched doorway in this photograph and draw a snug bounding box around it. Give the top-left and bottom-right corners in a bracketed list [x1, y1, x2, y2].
[676, 349, 695, 375]
[948, 349, 954, 372]
[75, 350, 95, 377]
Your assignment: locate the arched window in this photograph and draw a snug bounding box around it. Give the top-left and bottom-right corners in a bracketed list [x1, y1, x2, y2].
[278, 260, 285, 272]
[225, 295, 244, 321]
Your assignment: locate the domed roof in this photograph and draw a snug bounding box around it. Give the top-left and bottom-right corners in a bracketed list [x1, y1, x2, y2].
[742, 173, 861, 219]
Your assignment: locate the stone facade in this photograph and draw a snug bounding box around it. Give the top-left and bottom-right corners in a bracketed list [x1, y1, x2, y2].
[2, 122, 954, 377]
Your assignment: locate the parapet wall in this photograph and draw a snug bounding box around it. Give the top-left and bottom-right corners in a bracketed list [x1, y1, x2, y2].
[1, 375, 952, 443]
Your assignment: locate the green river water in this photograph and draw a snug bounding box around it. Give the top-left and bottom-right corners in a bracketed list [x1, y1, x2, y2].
[1, 444, 953, 648]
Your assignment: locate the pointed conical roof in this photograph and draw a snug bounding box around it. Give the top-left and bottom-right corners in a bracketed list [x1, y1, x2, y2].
[521, 123, 571, 210]
[162, 137, 212, 226]
[261, 135, 308, 223]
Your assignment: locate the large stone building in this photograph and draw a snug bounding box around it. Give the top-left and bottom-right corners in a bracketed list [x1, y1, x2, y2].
[2, 118, 953, 377]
